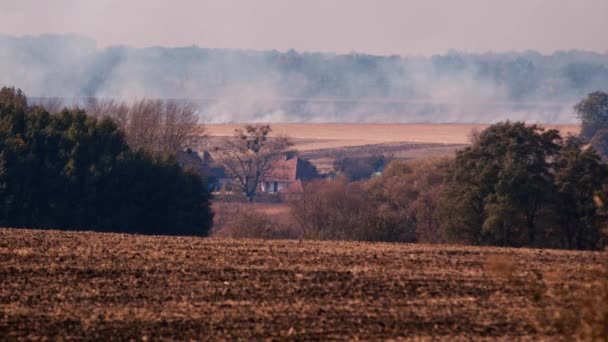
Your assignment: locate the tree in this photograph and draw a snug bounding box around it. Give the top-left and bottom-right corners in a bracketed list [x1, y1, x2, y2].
[30, 97, 65, 113]
[334, 154, 387, 181]
[554, 137, 608, 250]
[289, 177, 372, 240]
[364, 157, 452, 243]
[83, 97, 203, 153]
[444, 122, 561, 247]
[0, 86, 27, 109]
[589, 129, 608, 160]
[214, 125, 292, 202]
[575, 91, 608, 141]
[0, 88, 213, 236]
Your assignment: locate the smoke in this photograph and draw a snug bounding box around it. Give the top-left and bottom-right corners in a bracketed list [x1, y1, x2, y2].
[2, 34, 607, 123]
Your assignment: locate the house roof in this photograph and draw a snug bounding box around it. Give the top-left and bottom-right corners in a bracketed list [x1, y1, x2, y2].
[263, 157, 299, 182]
[263, 156, 319, 183]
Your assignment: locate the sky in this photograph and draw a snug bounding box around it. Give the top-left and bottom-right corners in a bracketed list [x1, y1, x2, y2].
[1, 0, 607, 55]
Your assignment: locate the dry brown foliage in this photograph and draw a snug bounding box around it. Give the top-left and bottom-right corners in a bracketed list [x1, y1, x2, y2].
[212, 202, 299, 239]
[212, 125, 293, 201]
[83, 97, 202, 153]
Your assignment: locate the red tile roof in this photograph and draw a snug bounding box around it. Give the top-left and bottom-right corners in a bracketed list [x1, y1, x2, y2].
[263, 157, 299, 182]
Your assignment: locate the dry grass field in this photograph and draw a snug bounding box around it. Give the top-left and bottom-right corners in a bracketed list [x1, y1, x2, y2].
[204, 123, 580, 171]
[204, 123, 580, 149]
[1, 228, 605, 340]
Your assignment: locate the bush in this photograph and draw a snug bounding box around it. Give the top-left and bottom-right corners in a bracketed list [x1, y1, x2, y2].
[334, 154, 387, 181]
[212, 202, 299, 239]
[365, 157, 452, 243]
[289, 177, 415, 242]
[290, 178, 364, 240]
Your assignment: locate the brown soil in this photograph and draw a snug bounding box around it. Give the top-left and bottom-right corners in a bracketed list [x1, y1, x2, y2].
[0, 228, 604, 340]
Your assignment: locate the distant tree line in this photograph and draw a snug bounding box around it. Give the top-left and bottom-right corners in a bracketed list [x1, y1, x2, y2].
[3, 34, 608, 104]
[0, 87, 213, 235]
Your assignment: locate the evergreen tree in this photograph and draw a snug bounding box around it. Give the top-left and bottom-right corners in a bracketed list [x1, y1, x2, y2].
[0, 86, 213, 236]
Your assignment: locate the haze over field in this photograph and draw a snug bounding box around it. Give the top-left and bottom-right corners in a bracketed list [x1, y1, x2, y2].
[1, 1, 607, 123]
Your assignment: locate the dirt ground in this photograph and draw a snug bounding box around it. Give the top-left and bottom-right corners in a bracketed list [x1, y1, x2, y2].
[1, 228, 605, 340]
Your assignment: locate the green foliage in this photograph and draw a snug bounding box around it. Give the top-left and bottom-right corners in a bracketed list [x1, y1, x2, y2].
[0, 87, 213, 236]
[446, 122, 561, 246]
[443, 122, 608, 250]
[575, 91, 608, 141]
[554, 137, 608, 249]
[0, 86, 27, 110]
[590, 129, 608, 160]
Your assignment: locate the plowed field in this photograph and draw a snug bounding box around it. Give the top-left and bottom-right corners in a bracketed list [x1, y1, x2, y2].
[0, 228, 605, 340]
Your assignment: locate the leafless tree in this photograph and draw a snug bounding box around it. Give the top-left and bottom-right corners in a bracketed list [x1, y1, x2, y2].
[83, 98, 130, 130]
[127, 99, 163, 151]
[214, 124, 292, 202]
[31, 97, 65, 113]
[82, 97, 202, 153]
[161, 100, 203, 153]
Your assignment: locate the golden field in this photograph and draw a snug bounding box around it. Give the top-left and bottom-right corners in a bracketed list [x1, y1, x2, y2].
[203, 123, 580, 172]
[204, 123, 580, 150]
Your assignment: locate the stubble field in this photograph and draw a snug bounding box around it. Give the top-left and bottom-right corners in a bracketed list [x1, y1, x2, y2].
[1, 228, 605, 340]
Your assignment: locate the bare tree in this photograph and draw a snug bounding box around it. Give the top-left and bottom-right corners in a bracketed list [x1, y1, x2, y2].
[31, 97, 65, 113]
[127, 99, 163, 151]
[214, 125, 292, 202]
[83, 98, 130, 130]
[161, 100, 203, 153]
[82, 97, 202, 153]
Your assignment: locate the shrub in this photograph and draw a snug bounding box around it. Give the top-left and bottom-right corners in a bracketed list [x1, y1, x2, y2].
[365, 157, 452, 243]
[212, 202, 299, 239]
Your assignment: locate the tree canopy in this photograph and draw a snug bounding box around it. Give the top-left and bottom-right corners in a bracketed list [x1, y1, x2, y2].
[443, 121, 607, 249]
[575, 91, 608, 141]
[214, 125, 292, 201]
[0, 86, 213, 235]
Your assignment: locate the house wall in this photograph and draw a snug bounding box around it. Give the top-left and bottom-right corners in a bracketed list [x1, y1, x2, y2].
[260, 181, 290, 193]
[277, 182, 289, 192]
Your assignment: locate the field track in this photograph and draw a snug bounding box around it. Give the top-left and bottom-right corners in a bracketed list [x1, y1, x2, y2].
[0, 228, 604, 340]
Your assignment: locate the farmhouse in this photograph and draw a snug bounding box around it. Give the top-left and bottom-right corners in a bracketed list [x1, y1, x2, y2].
[177, 150, 318, 194]
[259, 155, 318, 194]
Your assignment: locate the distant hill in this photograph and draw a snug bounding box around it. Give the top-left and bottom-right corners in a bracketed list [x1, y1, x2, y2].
[1, 34, 607, 123]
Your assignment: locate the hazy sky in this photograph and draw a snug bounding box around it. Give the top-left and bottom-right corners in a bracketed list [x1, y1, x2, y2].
[1, 0, 607, 55]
